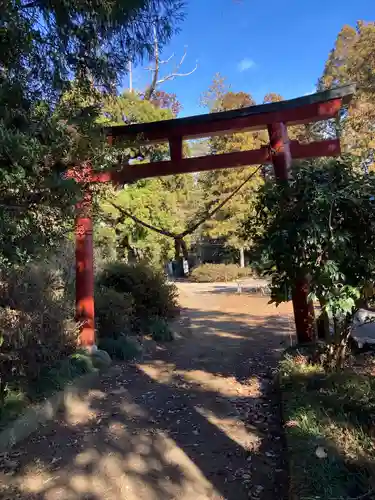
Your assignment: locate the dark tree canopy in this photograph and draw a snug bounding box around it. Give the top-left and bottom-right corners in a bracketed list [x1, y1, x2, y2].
[0, 0, 185, 265]
[1, 0, 185, 98]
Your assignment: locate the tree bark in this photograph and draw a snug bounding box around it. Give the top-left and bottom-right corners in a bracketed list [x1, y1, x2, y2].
[181, 239, 189, 261]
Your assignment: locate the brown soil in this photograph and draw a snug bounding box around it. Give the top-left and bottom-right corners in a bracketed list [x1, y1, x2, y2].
[0, 284, 294, 500]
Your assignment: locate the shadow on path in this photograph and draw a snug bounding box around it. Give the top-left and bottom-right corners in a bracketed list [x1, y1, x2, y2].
[0, 296, 293, 500]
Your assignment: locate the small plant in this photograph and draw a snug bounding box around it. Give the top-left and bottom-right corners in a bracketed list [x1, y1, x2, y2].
[147, 317, 174, 342]
[189, 263, 253, 283]
[0, 390, 27, 430]
[98, 336, 141, 360]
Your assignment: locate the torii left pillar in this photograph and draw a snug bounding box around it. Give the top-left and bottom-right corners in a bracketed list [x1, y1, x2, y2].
[75, 190, 95, 348]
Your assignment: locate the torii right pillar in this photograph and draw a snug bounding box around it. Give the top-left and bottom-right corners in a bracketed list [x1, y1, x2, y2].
[268, 122, 316, 343]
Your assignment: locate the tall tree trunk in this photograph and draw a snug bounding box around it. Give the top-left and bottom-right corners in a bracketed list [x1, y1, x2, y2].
[174, 238, 181, 260]
[317, 297, 331, 341]
[181, 239, 189, 261]
[239, 247, 245, 268]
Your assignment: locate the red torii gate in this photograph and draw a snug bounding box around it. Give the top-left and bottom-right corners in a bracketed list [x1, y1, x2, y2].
[70, 84, 354, 348]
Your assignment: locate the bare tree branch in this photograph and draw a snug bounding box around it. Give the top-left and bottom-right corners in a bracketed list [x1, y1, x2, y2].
[144, 27, 198, 100]
[156, 46, 198, 85]
[159, 53, 175, 65]
[145, 53, 175, 72]
[156, 63, 198, 85]
[143, 23, 160, 100]
[109, 201, 177, 239]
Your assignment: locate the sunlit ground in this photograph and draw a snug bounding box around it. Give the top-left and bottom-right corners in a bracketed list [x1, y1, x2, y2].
[0, 288, 293, 500]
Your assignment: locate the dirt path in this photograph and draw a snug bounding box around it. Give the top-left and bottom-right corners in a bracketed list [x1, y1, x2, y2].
[0, 285, 294, 500]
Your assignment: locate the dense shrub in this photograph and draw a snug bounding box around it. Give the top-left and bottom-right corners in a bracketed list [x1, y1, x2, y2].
[97, 262, 179, 322]
[98, 336, 141, 360]
[189, 263, 253, 283]
[95, 286, 134, 339]
[0, 261, 78, 403]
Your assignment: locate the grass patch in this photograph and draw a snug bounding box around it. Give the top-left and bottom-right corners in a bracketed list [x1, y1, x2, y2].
[280, 354, 375, 499]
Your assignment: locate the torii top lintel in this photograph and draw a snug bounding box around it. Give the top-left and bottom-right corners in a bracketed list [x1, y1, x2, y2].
[91, 85, 354, 184]
[107, 85, 354, 142]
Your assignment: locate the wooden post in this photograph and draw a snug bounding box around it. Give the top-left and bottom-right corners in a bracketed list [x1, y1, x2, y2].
[169, 137, 183, 163]
[75, 190, 95, 348]
[267, 122, 316, 343]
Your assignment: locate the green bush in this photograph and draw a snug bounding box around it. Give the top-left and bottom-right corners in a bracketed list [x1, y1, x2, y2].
[147, 317, 174, 342]
[29, 353, 96, 399]
[189, 263, 253, 283]
[98, 336, 141, 360]
[0, 390, 27, 430]
[95, 285, 134, 339]
[91, 349, 112, 369]
[97, 262, 179, 322]
[0, 262, 79, 404]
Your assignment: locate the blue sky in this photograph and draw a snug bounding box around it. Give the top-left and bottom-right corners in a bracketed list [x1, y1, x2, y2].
[127, 0, 374, 117]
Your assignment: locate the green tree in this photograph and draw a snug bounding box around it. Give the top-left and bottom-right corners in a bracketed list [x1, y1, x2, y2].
[1, 0, 184, 99]
[96, 91, 199, 266]
[319, 21, 375, 169]
[246, 157, 375, 367]
[0, 0, 184, 265]
[100, 179, 185, 265]
[198, 74, 264, 266]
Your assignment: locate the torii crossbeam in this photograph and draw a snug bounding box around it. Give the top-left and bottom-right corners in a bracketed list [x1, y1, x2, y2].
[69, 84, 354, 347]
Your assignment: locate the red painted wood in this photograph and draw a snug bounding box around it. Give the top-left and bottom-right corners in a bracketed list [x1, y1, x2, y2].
[105, 139, 341, 185]
[268, 122, 316, 343]
[268, 122, 291, 181]
[108, 99, 343, 143]
[290, 138, 340, 158]
[292, 279, 316, 343]
[169, 137, 183, 163]
[66, 139, 341, 187]
[112, 148, 270, 184]
[75, 192, 95, 347]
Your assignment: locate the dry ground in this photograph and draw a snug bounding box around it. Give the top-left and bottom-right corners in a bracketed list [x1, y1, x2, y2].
[0, 283, 294, 500]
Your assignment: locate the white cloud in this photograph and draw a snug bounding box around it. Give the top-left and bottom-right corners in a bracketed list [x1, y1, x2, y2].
[237, 58, 256, 72]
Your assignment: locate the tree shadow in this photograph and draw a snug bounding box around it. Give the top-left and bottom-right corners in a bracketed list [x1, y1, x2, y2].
[203, 286, 270, 297]
[0, 304, 292, 500]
